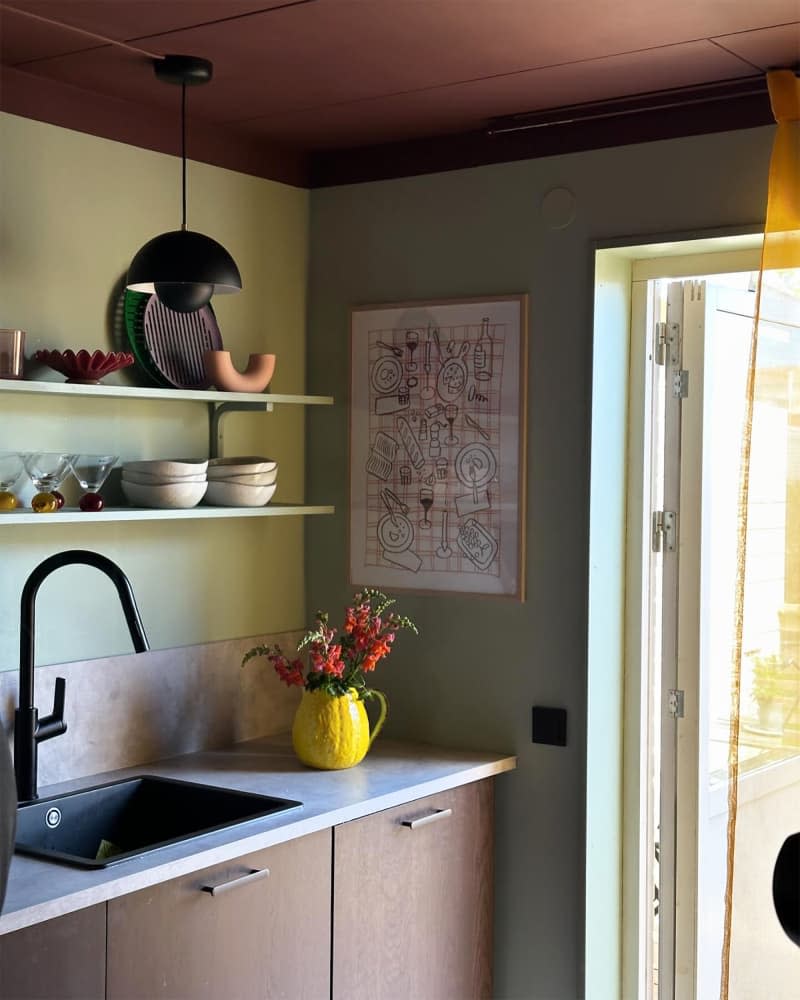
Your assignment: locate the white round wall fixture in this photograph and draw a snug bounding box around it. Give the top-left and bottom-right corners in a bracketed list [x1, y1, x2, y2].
[541, 187, 577, 230]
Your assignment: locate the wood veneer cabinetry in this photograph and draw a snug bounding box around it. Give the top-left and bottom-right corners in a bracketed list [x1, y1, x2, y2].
[0, 779, 497, 999]
[0, 904, 106, 1000]
[106, 830, 330, 1000]
[332, 779, 494, 1000]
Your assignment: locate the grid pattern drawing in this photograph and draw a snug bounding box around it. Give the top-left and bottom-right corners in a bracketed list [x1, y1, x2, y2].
[363, 321, 506, 578]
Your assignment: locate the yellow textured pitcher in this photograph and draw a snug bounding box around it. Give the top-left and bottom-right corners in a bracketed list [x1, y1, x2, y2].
[292, 688, 387, 770]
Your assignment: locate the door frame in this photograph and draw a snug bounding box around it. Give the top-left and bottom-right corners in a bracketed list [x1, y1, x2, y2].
[586, 230, 762, 1000]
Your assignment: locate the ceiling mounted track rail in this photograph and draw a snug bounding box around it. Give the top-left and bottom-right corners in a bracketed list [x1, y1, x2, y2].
[486, 75, 771, 136]
[0, 1, 161, 58]
[0, 0, 320, 62]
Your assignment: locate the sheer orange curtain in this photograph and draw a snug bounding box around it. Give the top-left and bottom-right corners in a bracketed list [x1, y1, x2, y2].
[722, 69, 800, 999]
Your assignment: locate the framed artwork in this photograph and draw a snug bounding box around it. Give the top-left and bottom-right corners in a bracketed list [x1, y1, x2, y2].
[349, 295, 527, 599]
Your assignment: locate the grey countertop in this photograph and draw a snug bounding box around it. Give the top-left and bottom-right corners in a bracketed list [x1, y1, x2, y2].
[0, 733, 516, 935]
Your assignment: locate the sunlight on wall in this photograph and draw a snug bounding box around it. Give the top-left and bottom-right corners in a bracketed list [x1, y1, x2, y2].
[0, 113, 310, 668]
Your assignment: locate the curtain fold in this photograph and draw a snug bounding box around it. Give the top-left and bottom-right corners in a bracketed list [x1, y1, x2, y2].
[722, 68, 800, 999]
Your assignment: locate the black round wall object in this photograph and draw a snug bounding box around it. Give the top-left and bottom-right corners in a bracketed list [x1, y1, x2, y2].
[773, 833, 800, 947]
[0, 723, 16, 913]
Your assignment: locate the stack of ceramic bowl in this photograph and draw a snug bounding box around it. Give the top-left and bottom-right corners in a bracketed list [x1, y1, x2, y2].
[121, 459, 208, 509]
[206, 456, 278, 507]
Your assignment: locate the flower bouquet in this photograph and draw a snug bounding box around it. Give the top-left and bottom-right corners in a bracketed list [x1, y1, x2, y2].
[243, 589, 417, 769]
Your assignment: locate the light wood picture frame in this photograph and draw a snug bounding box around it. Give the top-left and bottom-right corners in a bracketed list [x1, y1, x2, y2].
[349, 295, 528, 599]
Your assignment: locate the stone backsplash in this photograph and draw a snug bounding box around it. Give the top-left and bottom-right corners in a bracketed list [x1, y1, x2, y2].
[0, 632, 303, 789]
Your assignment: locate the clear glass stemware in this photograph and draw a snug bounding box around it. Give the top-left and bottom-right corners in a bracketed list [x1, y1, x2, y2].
[0, 452, 27, 510]
[23, 452, 78, 513]
[70, 454, 118, 512]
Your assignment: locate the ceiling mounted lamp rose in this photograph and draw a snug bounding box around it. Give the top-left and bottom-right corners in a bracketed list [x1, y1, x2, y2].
[127, 55, 242, 314]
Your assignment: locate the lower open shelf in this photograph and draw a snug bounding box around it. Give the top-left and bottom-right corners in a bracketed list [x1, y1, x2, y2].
[0, 504, 334, 525]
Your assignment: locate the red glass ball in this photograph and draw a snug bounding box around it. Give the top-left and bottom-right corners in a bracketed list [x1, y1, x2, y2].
[51, 490, 65, 509]
[79, 492, 104, 512]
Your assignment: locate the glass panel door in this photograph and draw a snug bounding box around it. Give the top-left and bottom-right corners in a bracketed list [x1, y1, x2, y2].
[644, 273, 800, 998]
[691, 280, 800, 1000]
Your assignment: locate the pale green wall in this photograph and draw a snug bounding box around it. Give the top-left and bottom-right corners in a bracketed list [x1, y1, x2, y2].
[306, 127, 773, 998]
[0, 113, 310, 668]
[0, 108, 778, 997]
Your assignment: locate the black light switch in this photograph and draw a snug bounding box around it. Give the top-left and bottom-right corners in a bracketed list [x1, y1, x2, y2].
[532, 706, 567, 746]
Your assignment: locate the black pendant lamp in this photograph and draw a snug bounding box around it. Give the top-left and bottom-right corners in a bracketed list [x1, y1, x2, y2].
[127, 55, 241, 313]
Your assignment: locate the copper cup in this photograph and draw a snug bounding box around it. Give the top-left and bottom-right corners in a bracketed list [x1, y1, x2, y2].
[0, 330, 25, 379]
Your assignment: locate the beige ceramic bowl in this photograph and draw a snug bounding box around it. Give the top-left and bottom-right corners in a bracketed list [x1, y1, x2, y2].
[122, 469, 207, 486]
[207, 456, 277, 478]
[211, 468, 278, 487]
[204, 480, 277, 508]
[121, 478, 208, 509]
[203, 351, 276, 393]
[124, 458, 209, 479]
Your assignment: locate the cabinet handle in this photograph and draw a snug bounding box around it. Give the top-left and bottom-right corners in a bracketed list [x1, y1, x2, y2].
[201, 867, 270, 896]
[400, 808, 453, 830]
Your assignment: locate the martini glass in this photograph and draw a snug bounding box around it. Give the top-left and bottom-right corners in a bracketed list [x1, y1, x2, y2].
[445, 404, 459, 444]
[23, 452, 78, 513]
[71, 454, 118, 512]
[419, 486, 433, 528]
[406, 329, 419, 372]
[0, 452, 27, 510]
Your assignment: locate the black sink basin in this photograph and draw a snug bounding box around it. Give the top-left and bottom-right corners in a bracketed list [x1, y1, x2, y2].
[15, 775, 301, 869]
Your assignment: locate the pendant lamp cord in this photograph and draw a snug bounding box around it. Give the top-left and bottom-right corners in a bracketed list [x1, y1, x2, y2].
[181, 81, 187, 231]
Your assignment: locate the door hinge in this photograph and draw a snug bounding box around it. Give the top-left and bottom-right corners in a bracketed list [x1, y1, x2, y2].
[655, 321, 680, 366]
[652, 510, 677, 553]
[668, 689, 685, 719]
[672, 370, 689, 399]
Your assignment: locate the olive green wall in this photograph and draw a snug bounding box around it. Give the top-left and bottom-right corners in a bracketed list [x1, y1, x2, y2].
[0, 107, 778, 997]
[306, 126, 773, 998]
[0, 113, 310, 669]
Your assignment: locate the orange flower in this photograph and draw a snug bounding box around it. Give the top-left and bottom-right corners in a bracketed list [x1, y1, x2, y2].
[243, 589, 417, 698]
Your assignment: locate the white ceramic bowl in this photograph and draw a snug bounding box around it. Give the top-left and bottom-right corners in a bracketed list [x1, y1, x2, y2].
[210, 468, 278, 487]
[204, 480, 277, 508]
[207, 456, 277, 478]
[122, 469, 207, 486]
[123, 458, 209, 479]
[122, 478, 208, 509]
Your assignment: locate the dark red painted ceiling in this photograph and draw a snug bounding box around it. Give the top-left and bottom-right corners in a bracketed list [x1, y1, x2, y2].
[1, 1, 797, 186]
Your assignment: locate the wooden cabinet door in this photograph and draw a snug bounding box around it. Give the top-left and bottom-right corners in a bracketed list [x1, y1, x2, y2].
[0, 904, 106, 1000]
[107, 830, 331, 1000]
[332, 779, 494, 1000]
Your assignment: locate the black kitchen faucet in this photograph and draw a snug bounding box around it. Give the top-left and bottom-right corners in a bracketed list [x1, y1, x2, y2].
[14, 550, 149, 802]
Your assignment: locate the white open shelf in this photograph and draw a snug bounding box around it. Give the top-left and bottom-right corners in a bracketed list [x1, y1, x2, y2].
[4, 378, 336, 525]
[0, 379, 334, 407]
[0, 504, 335, 526]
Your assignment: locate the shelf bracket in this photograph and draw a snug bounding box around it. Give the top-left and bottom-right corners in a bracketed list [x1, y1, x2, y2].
[209, 401, 272, 458]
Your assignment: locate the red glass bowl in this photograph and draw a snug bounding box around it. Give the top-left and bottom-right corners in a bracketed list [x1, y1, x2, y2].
[34, 349, 135, 384]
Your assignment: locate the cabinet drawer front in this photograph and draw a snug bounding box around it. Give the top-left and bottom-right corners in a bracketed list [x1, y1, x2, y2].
[107, 829, 331, 1000]
[333, 780, 494, 1000]
[0, 904, 106, 1000]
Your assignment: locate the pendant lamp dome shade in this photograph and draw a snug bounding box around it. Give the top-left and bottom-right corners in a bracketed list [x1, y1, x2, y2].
[126, 55, 241, 313]
[127, 229, 242, 313]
